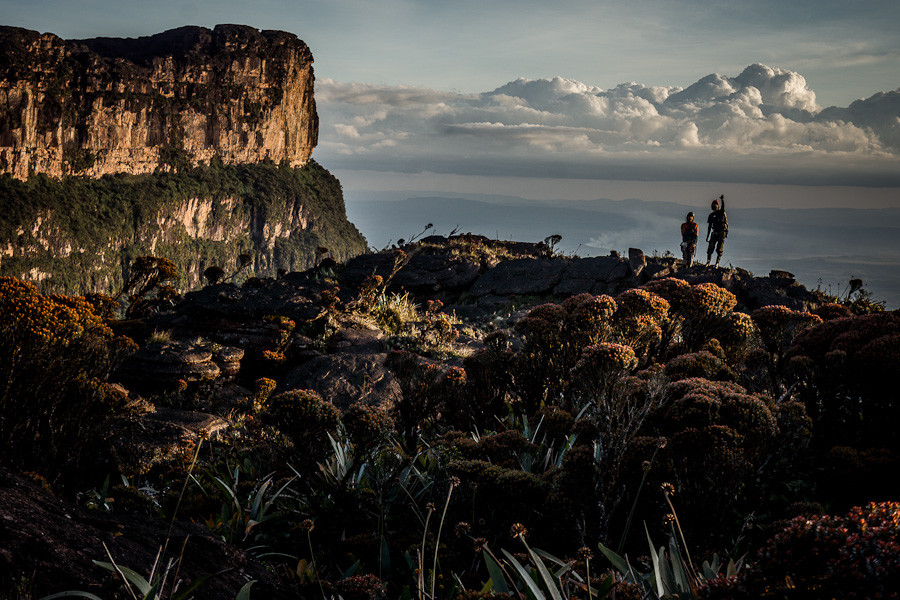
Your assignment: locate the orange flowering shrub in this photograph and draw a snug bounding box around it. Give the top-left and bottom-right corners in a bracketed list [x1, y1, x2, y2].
[615, 288, 670, 321]
[614, 289, 669, 361]
[664, 350, 735, 382]
[814, 302, 853, 321]
[699, 502, 900, 599]
[562, 292, 617, 346]
[645, 376, 812, 544]
[679, 282, 739, 351]
[641, 277, 691, 311]
[0, 277, 135, 481]
[686, 283, 738, 317]
[574, 342, 638, 374]
[752, 305, 822, 355]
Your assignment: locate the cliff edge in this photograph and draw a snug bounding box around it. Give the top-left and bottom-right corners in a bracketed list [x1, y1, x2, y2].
[0, 24, 318, 179]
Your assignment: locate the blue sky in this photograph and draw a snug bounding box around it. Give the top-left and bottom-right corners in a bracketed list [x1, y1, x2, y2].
[4, 0, 900, 201]
[5, 0, 898, 107]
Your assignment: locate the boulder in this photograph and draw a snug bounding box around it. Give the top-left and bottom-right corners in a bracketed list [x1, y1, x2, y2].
[553, 256, 630, 295]
[628, 248, 647, 277]
[279, 353, 400, 411]
[115, 341, 224, 389]
[471, 258, 570, 296]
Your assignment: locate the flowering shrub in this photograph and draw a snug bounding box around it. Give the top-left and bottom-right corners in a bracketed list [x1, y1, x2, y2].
[699, 502, 900, 599]
[664, 350, 735, 382]
[530, 405, 575, 445]
[445, 429, 535, 470]
[680, 283, 739, 351]
[448, 459, 548, 527]
[0, 277, 135, 481]
[462, 337, 515, 429]
[331, 574, 386, 600]
[686, 283, 738, 317]
[788, 312, 900, 449]
[752, 305, 822, 355]
[814, 302, 853, 321]
[342, 402, 395, 455]
[640, 277, 691, 312]
[263, 389, 340, 468]
[719, 393, 779, 454]
[574, 342, 638, 375]
[562, 292, 617, 346]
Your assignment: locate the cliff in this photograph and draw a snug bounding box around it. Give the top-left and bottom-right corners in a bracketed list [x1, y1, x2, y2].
[0, 25, 368, 293]
[0, 24, 317, 178]
[0, 160, 368, 294]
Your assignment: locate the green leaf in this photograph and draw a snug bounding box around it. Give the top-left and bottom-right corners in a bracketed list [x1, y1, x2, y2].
[668, 535, 691, 593]
[726, 558, 737, 579]
[93, 560, 151, 596]
[235, 581, 255, 600]
[483, 550, 510, 594]
[142, 580, 163, 600]
[39, 592, 105, 600]
[249, 478, 271, 518]
[380, 536, 392, 574]
[502, 549, 546, 600]
[642, 528, 664, 598]
[526, 547, 564, 600]
[342, 560, 361, 579]
[596, 542, 629, 575]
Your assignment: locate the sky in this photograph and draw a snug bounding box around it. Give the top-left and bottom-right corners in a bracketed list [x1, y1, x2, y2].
[5, 0, 898, 200]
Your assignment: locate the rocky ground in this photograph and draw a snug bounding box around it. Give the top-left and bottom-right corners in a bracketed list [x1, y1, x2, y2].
[0, 234, 830, 598]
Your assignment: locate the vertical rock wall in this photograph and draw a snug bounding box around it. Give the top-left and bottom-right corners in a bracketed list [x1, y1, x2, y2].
[0, 24, 318, 179]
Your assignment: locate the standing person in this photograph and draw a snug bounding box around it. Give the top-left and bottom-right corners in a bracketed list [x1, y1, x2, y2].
[680, 212, 699, 267]
[706, 194, 728, 267]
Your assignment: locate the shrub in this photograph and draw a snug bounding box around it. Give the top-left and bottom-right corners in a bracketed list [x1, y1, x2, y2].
[699, 502, 900, 599]
[0, 277, 135, 482]
[263, 389, 340, 467]
[665, 350, 734, 381]
[342, 402, 395, 455]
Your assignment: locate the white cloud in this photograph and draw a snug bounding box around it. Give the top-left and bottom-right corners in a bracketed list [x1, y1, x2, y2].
[315, 65, 900, 186]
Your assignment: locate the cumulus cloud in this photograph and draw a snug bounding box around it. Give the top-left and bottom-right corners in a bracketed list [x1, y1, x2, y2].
[315, 65, 900, 186]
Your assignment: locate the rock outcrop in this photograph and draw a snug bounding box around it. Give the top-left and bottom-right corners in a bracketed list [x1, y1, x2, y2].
[0, 24, 317, 179]
[0, 25, 367, 294]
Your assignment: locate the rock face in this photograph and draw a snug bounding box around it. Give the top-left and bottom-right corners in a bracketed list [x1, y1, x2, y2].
[0, 24, 317, 179]
[0, 160, 369, 293]
[0, 25, 367, 294]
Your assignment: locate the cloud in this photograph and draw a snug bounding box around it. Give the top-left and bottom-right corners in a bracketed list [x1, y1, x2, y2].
[315, 65, 900, 186]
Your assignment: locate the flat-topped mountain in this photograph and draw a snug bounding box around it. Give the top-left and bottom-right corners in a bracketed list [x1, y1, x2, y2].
[0, 24, 317, 178]
[0, 25, 366, 294]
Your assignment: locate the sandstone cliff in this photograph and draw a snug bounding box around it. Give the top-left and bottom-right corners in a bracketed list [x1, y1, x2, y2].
[0, 161, 368, 294]
[0, 24, 318, 178]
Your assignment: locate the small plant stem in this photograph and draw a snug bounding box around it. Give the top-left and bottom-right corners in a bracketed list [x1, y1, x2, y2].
[617, 445, 660, 554]
[102, 542, 139, 600]
[664, 491, 698, 583]
[307, 529, 326, 600]
[586, 557, 592, 600]
[168, 534, 191, 599]
[418, 508, 433, 600]
[164, 438, 204, 557]
[431, 482, 455, 600]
